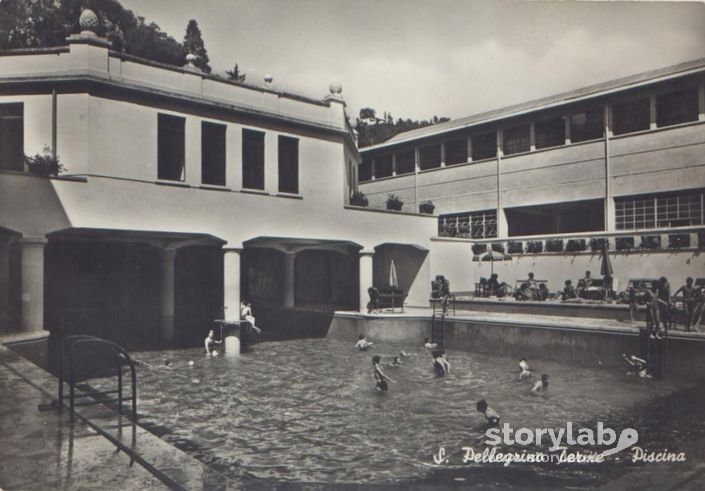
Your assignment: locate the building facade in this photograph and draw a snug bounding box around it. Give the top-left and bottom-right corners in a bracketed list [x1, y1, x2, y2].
[0, 22, 436, 346]
[360, 60, 705, 293]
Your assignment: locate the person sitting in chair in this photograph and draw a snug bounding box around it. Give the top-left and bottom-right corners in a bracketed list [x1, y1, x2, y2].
[487, 274, 510, 298]
[561, 280, 577, 301]
[367, 287, 381, 314]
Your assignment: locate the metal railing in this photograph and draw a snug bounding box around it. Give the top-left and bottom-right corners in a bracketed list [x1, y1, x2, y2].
[58, 335, 137, 423]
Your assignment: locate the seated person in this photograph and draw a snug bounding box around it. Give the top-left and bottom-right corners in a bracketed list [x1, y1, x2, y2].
[514, 282, 535, 301]
[240, 301, 262, 334]
[536, 283, 549, 301]
[622, 353, 650, 378]
[476, 399, 500, 426]
[487, 273, 510, 297]
[367, 287, 381, 314]
[561, 280, 577, 301]
[578, 271, 593, 298]
[354, 334, 373, 351]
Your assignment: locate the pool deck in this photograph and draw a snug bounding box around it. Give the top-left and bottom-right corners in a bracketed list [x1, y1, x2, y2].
[2, 308, 705, 490]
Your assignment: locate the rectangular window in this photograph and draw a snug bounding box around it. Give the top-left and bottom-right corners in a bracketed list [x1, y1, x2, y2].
[278, 135, 298, 194]
[534, 116, 565, 149]
[612, 98, 650, 135]
[419, 144, 441, 170]
[502, 124, 530, 155]
[438, 209, 497, 239]
[616, 189, 704, 230]
[242, 129, 265, 190]
[359, 157, 372, 182]
[201, 122, 226, 186]
[656, 88, 698, 128]
[374, 154, 393, 178]
[158, 114, 185, 181]
[444, 138, 467, 165]
[395, 149, 415, 175]
[0, 103, 23, 172]
[570, 107, 603, 142]
[472, 131, 497, 160]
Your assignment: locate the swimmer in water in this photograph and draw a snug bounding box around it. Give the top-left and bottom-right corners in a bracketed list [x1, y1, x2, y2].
[424, 337, 439, 350]
[531, 374, 550, 393]
[622, 353, 651, 378]
[476, 399, 500, 426]
[354, 334, 373, 351]
[388, 356, 402, 367]
[432, 350, 451, 376]
[518, 357, 532, 380]
[204, 329, 221, 356]
[372, 355, 393, 391]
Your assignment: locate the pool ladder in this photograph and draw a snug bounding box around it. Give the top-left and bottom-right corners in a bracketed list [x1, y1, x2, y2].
[431, 308, 446, 348]
[57, 335, 137, 423]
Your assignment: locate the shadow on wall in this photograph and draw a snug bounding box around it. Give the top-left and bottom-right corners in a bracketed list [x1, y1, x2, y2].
[251, 305, 335, 341]
[372, 244, 428, 295]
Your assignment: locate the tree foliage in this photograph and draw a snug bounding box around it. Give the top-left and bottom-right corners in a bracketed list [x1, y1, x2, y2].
[355, 108, 450, 147]
[182, 19, 211, 73]
[0, 0, 185, 67]
[226, 63, 247, 82]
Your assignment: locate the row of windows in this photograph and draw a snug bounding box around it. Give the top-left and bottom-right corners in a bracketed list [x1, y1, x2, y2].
[436, 189, 703, 239]
[616, 189, 704, 230]
[158, 114, 299, 194]
[360, 85, 701, 182]
[438, 210, 498, 239]
[0, 104, 300, 195]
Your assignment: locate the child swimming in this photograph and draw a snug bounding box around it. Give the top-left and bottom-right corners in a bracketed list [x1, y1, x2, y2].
[518, 357, 532, 380]
[531, 374, 550, 393]
[622, 353, 651, 378]
[476, 399, 500, 426]
[424, 337, 439, 349]
[372, 355, 393, 391]
[354, 334, 373, 351]
[204, 329, 221, 356]
[388, 356, 402, 367]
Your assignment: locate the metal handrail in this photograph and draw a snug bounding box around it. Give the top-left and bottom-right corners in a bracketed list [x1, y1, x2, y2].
[58, 335, 137, 423]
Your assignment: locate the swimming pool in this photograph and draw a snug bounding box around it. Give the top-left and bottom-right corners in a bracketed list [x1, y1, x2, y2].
[87, 338, 703, 488]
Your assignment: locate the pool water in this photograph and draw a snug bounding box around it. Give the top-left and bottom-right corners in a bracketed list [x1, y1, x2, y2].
[88, 338, 703, 488]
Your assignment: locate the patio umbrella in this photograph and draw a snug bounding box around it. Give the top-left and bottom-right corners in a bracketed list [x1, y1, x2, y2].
[600, 243, 613, 277]
[480, 249, 512, 276]
[389, 260, 399, 310]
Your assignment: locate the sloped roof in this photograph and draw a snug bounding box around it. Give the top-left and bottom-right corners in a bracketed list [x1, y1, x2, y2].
[362, 57, 705, 152]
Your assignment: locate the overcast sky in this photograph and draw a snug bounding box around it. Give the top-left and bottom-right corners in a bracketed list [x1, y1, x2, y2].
[119, 0, 705, 121]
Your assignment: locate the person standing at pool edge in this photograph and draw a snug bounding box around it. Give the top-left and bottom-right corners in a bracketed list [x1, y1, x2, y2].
[372, 355, 393, 391]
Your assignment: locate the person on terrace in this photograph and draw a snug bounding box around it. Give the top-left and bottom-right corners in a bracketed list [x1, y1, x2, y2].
[487, 273, 510, 298]
[561, 280, 577, 301]
[674, 277, 697, 332]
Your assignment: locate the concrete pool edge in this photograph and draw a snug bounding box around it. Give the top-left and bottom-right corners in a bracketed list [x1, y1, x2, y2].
[330, 310, 705, 377]
[0, 339, 240, 491]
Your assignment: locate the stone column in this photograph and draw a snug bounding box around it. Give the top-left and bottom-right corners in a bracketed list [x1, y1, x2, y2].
[282, 251, 296, 309]
[160, 248, 177, 344]
[223, 248, 242, 322]
[20, 237, 47, 332]
[359, 249, 375, 312]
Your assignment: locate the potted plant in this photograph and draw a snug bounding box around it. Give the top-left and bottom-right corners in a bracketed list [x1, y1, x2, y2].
[526, 241, 543, 253]
[640, 235, 661, 250]
[668, 233, 690, 249]
[491, 243, 505, 253]
[615, 237, 634, 251]
[566, 239, 587, 252]
[507, 241, 523, 254]
[25, 146, 64, 177]
[590, 238, 608, 253]
[350, 190, 368, 207]
[419, 200, 435, 214]
[471, 243, 487, 255]
[386, 193, 403, 211]
[546, 239, 564, 252]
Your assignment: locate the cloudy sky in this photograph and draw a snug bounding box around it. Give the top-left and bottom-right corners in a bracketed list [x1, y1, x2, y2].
[119, 0, 705, 121]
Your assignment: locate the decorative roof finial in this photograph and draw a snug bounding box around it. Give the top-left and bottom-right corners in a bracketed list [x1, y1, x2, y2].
[78, 9, 99, 36]
[264, 74, 274, 85]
